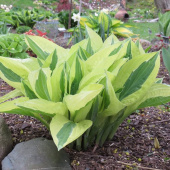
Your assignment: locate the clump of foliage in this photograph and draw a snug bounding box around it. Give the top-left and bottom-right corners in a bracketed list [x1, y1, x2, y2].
[0, 8, 53, 28]
[0, 21, 10, 34]
[0, 27, 169, 151]
[0, 34, 28, 58]
[16, 26, 32, 34]
[58, 10, 78, 29]
[43, 10, 57, 19]
[69, 11, 134, 43]
[42, 0, 51, 5]
[17, 9, 45, 28]
[0, 10, 20, 28]
[156, 11, 170, 44]
[162, 47, 170, 76]
[109, 11, 117, 18]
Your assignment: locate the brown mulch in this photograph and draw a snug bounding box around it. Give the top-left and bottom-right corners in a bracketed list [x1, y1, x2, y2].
[0, 38, 170, 170]
[68, 107, 170, 170]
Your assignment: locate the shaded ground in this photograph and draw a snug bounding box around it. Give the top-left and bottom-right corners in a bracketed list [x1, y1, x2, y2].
[0, 39, 170, 169]
[68, 106, 170, 170]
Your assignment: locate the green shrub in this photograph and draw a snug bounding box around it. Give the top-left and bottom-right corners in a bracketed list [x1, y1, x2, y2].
[158, 11, 170, 37]
[0, 27, 169, 151]
[162, 47, 170, 76]
[17, 9, 45, 28]
[0, 11, 20, 28]
[0, 8, 46, 28]
[0, 34, 28, 58]
[69, 11, 134, 43]
[58, 10, 78, 29]
[16, 26, 31, 34]
[0, 22, 11, 34]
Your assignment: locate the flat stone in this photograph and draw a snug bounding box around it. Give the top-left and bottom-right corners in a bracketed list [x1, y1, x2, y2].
[0, 116, 13, 168]
[2, 138, 71, 170]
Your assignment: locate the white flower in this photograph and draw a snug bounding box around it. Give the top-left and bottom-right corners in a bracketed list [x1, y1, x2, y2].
[95, 12, 98, 16]
[1, 4, 5, 9]
[101, 8, 109, 14]
[72, 13, 80, 22]
[4, 5, 6, 8]
[5, 8, 10, 12]
[9, 5, 13, 8]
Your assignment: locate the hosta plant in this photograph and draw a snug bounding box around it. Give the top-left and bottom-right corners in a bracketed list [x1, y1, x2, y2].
[0, 27, 170, 151]
[69, 11, 134, 42]
[17, 9, 45, 28]
[0, 11, 20, 28]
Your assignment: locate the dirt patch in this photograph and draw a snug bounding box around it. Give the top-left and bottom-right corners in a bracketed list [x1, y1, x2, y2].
[68, 106, 170, 170]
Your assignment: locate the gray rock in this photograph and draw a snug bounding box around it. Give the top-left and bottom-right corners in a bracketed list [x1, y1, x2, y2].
[0, 116, 13, 167]
[2, 138, 71, 170]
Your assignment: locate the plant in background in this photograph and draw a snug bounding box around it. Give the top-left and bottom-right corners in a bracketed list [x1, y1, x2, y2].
[0, 34, 28, 58]
[0, 8, 47, 29]
[109, 11, 117, 18]
[17, 9, 45, 28]
[0, 6, 57, 28]
[0, 11, 20, 28]
[44, 10, 56, 19]
[162, 46, 170, 77]
[42, 0, 51, 5]
[0, 27, 169, 151]
[154, 12, 170, 78]
[58, 10, 79, 29]
[16, 26, 32, 34]
[0, 21, 11, 34]
[69, 11, 134, 43]
[156, 11, 170, 44]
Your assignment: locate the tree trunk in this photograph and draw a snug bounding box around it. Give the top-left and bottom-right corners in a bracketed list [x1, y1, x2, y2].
[68, 0, 72, 29]
[154, 0, 170, 13]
